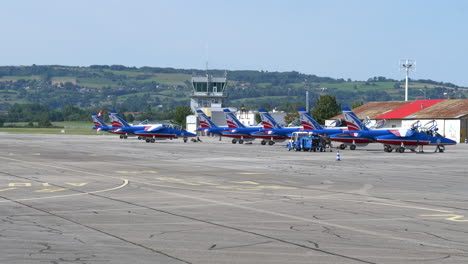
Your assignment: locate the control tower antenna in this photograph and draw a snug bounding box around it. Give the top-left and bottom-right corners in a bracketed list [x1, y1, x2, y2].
[399, 59, 416, 101]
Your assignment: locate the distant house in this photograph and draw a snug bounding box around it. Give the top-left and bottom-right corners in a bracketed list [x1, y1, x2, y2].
[328, 99, 468, 143]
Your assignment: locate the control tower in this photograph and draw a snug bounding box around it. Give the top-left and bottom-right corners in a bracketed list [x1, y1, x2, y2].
[190, 73, 227, 112]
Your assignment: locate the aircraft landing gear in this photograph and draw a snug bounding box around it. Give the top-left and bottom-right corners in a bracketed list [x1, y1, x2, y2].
[232, 139, 237, 144]
[268, 141, 275, 145]
[151, 138, 156, 143]
[384, 146, 393, 152]
[238, 139, 244, 144]
[350, 144, 356, 150]
[145, 138, 151, 143]
[339, 144, 347, 150]
[261, 140, 267, 145]
[397, 147, 405, 153]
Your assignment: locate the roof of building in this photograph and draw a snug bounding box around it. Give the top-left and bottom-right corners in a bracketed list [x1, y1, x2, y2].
[331, 101, 412, 120]
[409, 99, 468, 119]
[376, 99, 446, 119]
[330, 99, 468, 121]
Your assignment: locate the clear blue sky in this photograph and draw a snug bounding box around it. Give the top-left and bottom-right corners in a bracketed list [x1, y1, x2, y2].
[2, 0, 467, 86]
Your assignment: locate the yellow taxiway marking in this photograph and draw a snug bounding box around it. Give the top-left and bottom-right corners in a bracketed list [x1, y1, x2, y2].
[4, 183, 88, 187]
[421, 214, 468, 222]
[0, 188, 17, 192]
[215, 185, 296, 191]
[196, 181, 219, 186]
[32, 153, 41, 156]
[0, 180, 128, 203]
[231, 181, 259, 185]
[0, 155, 129, 203]
[238, 172, 267, 175]
[35, 188, 68, 193]
[155, 177, 204, 185]
[116, 170, 158, 174]
[66, 183, 88, 187]
[258, 185, 296, 190]
[9, 183, 32, 187]
[155, 178, 295, 190]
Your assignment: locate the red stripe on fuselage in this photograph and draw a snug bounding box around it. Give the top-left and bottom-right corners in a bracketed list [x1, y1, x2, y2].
[376, 139, 430, 146]
[330, 137, 373, 144]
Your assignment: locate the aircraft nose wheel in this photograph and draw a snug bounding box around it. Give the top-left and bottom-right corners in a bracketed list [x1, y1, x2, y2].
[268, 141, 275, 145]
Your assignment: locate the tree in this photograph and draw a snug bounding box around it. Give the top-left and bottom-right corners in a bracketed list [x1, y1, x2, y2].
[38, 117, 52, 127]
[172, 106, 193, 128]
[351, 101, 364, 109]
[284, 112, 299, 126]
[254, 113, 261, 124]
[311, 95, 341, 125]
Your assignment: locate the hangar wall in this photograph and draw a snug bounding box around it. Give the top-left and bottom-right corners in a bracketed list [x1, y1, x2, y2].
[401, 119, 461, 143]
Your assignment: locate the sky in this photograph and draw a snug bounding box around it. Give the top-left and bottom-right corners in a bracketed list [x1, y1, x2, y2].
[2, 0, 468, 86]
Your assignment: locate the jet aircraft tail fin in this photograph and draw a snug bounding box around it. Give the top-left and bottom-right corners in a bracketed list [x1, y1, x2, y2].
[223, 109, 245, 128]
[109, 110, 131, 127]
[342, 107, 368, 131]
[297, 107, 324, 130]
[91, 113, 107, 128]
[196, 109, 218, 128]
[258, 109, 282, 129]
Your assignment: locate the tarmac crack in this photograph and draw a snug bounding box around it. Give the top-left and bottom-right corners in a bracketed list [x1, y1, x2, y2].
[148, 228, 203, 239]
[307, 240, 320, 248]
[0, 194, 192, 264]
[208, 240, 273, 250]
[423, 231, 468, 245]
[322, 226, 349, 240]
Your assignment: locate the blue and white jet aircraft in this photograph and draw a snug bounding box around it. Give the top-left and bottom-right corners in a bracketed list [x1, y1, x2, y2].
[330, 107, 456, 152]
[220, 109, 262, 144]
[196, 109, 231, 136]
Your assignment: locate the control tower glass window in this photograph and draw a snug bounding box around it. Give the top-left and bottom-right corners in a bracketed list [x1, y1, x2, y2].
[194, 82, 208, 92]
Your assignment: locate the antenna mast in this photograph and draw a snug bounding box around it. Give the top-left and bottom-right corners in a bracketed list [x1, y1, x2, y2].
[400, 59, 415, 101]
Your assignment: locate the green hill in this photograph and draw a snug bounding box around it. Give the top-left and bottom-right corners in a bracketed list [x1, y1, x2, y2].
[0, 65, 465, 115]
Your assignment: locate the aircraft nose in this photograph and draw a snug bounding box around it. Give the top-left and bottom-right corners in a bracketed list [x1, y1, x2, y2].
[443, 137, 457, 144]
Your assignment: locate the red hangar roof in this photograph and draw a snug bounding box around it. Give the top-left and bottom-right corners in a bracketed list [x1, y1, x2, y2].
[375, 99, 446, 119]
[331, 101, 413, 120]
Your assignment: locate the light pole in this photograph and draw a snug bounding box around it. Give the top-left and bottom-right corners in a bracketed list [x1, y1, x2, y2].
[400, 59, 415, 101]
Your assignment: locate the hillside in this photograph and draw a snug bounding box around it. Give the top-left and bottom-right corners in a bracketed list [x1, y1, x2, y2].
[0, 65, 465, 114]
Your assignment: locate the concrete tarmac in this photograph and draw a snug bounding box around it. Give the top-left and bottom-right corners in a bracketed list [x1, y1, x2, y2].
[0, 133, 467, 264]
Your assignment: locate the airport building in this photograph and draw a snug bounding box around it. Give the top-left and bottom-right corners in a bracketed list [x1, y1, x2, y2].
[329, 99, 468, 143]
[186, 73, 288, 133]
[187, 73, 232, 133]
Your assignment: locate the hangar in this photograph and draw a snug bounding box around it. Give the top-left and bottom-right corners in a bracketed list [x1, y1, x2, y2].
[329, 99, 468, 143]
